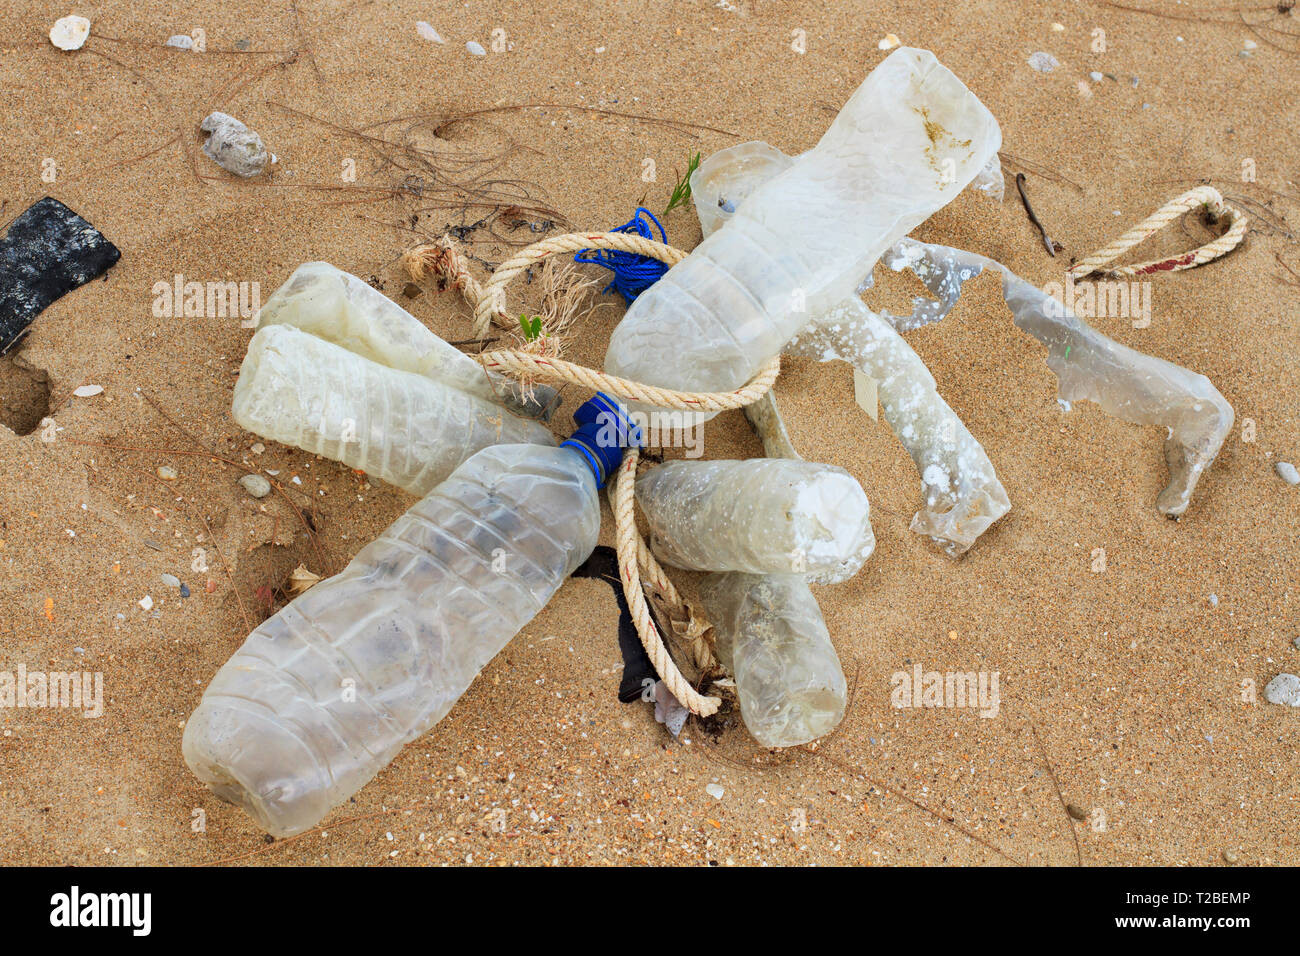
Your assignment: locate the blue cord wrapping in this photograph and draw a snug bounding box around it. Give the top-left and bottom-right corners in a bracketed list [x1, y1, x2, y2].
[573, 207, 670, 304]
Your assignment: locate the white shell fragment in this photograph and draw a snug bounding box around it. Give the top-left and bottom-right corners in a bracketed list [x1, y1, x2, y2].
[50, 15, 91, 51]
[72, 384, 103, 397]
[466, 40, 486, 56]
[416, 22, 445, 43]
[1264, 674, 1300, 707]
[1028, 51, 1060, 73]
[166, 34, 194, 50]
[199, 111, 269, 178]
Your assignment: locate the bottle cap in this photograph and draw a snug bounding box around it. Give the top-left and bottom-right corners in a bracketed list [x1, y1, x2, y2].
[561, 392, 643, 488]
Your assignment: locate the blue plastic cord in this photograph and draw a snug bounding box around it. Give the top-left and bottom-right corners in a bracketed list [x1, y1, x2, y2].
[573, 207, 669, 304]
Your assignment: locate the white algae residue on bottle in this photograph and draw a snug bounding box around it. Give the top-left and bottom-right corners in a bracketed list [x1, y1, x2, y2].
[635, 459, 874, 584]
[699, 573, 847, 747]
[232, 323, 555, 497]
[604, 48, 1001, 411]
[185, 397, 636, 837]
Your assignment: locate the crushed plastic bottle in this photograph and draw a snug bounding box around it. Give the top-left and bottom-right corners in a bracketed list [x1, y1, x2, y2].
[604, 48, 1001, 413]
[233, 323, 555, 497]
[699, 572, 847, 748]
[183, 395, 639, 837]
[691, 141, 1010, 555]
[634, 459, 874, 584]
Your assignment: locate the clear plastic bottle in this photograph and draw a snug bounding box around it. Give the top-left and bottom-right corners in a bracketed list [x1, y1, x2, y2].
[699, 572, 847, 747]
[634, 459, 874, 584]
[604, 48, 1001, 411]
[183, 395, 636, 837]
[232, 323, 556, 497]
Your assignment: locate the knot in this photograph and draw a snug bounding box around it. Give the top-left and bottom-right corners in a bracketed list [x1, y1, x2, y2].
[574, 207, 671, 303]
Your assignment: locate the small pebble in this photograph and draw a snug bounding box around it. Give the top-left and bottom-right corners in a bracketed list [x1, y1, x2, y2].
[705, 784, 724, 800]
[878, 33, 901, 51]
[1293, 636, 1300, 650]
[1051, 22, 1065, 32]
[157, 465, 178, 480]
[50, 15, 91, 51]
[251, 442, 265, 455]
[161, 573, 181, 588]
[1028, 51, 1060, 73]
[138, 595, 154, 611]
[72, 384, 103, 397]
[1275, 461, 1299, 486]
[179, 583, 190, 599]
[165, 34, 193, 50]
[1264, 673, 1300, 707]
[1222, 849, 1239, 864]
[234, 39, 250, 51]
[1066, 803, 1088, 821]
[1089, 71, 1103, 82]
[200, 111, 269, 178]
[466, 40, 486, 56]
[240, 474, 272, 498]
[1208, 593, 1219, 607]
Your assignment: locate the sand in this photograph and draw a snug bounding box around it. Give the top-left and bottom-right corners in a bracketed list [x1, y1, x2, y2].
[0, 0, 1297, 866]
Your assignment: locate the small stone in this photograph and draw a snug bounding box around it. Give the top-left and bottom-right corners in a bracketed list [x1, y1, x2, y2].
[402, 282, 423, 299]
[1264, 673, 1300, 707]
[200, 111, 269, 178]
[138, 595, 153, 611]
[165, 34, 193, 50]
[50, 15, 91, 51]
[250, 442, 265, 455]
[1066, 803, 1088, 821]
[1222, 849, 1239, 864]
[240, 474, 271, 498]
[157, 465, 178, 480]
[705, 784, 724, 800]
[416, 21, 445, 43]
[234, 39, 250, 51]
[1051, 22, 1065, 32]
[72, 384, 103, 397]
[1293, 636, 1300, 650]
[878, 33, 901, 51]
[1208, 593, 1219, 607]
[179, 583, 190, 599]
[1243, 39, 1258, 50]
[1275, 461, 1299, 486]
[1089, 71, 1103, 82]
[1028, 51, 1060, 73]
[466, 40, 486, 56]
[161, 573, 181, 588]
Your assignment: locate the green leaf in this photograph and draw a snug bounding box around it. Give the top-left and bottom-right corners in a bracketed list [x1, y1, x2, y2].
[663, 151, 702, 216]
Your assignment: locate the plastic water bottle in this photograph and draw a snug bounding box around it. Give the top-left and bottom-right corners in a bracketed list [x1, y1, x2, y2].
[254, 261, 556, 419]
[634, 459, 874, 584]
[698, 572, 847, 748]
[603, 48, 1000, 411]
[233, 323, 556, 497]
[182, 394, 638, 837]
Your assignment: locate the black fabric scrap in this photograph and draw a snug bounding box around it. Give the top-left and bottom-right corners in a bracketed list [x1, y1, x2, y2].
[0, 197, 121, 354]
[571, 545, 657, 702]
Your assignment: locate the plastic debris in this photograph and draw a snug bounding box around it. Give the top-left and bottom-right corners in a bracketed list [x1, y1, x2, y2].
[50, 15, 91, 51]
[200, 112, 269, 178]
[635, 459, 875, 584]
[286, 564, 321, 596]
[0, 198, 121, 355]
[183, 395, 638, 836]
[165, 34, 194, 50]
[604, 48, 1001, 416]
[699, 573, 847, 747]
[652, 681, 689, 737]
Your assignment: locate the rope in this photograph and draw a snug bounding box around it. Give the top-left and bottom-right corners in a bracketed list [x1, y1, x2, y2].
[1067, 186, 1248, 279]
[404, 229, 771, 716]
[573, 207, 671, 303]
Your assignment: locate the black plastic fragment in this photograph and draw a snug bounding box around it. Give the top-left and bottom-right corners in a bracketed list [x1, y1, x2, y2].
[0, 197, 121, 354]
[571, 545, 657, 703]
